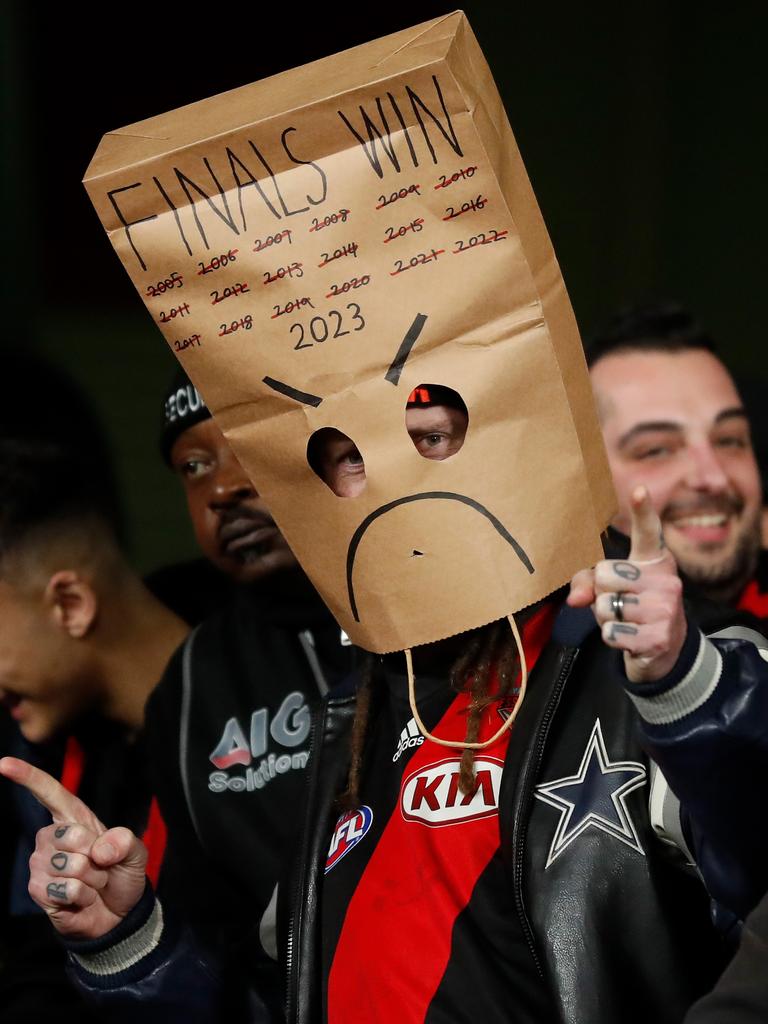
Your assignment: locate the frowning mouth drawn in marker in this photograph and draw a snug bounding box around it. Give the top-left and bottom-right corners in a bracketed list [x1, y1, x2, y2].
[262, 312, 535, 621]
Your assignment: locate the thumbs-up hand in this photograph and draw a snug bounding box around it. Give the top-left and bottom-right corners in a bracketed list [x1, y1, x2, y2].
[568, 485, 687, 683]
[0, 756, 148, 939]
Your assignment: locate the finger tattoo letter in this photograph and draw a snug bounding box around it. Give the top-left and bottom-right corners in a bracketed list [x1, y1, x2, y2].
[609, 623, 639, 641]
[51, 852, 68, 872]
[46, 881, 68, 902]
[614, 561, 641, 581]
[54, 826, 69, 839]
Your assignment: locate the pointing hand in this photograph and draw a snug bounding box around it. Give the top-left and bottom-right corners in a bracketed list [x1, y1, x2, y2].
[0, 756, 148, 938]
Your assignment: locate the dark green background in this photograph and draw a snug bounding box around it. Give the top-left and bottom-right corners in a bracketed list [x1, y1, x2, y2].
[3, 4, 765, 571]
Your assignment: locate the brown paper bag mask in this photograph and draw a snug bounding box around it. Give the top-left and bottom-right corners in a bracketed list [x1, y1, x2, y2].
[84, 11, 615, 653]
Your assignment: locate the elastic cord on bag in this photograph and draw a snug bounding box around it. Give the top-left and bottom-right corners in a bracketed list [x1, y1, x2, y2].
[405, 613, 528, 750]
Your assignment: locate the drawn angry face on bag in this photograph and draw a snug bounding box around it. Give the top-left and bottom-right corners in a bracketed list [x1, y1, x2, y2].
[205, 294, 608, 652]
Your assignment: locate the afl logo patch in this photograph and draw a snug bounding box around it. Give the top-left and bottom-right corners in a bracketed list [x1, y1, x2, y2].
[401, 757, 503, 827]
[325, 806, 374, 873]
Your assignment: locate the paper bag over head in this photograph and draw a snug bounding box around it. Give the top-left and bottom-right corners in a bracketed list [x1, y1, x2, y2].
[84, 11, 616, 653]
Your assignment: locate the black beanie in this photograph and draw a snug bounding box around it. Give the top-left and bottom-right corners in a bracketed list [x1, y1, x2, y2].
[159, 365, 211, 465]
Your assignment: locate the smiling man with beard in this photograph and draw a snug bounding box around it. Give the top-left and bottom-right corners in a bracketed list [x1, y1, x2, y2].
[588, 303, 766, 625]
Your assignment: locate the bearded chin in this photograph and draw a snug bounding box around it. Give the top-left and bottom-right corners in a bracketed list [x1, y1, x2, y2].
[678, 514, 761, 602]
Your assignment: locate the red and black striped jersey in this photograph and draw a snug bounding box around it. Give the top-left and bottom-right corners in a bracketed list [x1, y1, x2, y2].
[322, 604, 556, 1024]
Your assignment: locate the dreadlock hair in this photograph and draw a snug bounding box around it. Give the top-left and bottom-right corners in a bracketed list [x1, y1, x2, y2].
[449, 620, 520, 795]
[339, 619, 522, 809]
[338, 653, 378, 811]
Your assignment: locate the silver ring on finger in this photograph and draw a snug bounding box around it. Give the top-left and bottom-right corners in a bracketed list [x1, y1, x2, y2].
[611, 591, 625, 622]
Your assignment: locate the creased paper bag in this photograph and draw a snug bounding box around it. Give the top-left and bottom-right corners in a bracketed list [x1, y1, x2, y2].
[84, 11, 616, 653]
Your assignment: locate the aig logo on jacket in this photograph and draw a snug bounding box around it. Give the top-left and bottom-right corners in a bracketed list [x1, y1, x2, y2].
[208, 691, 311, 794]
[400, 757, 503, 826]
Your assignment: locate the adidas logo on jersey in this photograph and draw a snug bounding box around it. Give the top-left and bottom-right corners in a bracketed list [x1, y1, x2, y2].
[393, 717, 425, 762]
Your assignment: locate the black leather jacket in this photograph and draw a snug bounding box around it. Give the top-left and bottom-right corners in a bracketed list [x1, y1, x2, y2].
[284, 607, 768, 1024]
[65, 608, 768, 1024]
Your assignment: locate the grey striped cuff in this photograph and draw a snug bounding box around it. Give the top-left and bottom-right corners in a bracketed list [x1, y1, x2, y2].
[626, 632, 722, 726]
[71, 898, 164, 977]
[648, 762, 694, 862]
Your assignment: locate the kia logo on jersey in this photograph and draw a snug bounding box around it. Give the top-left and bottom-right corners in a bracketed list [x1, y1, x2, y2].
[325, 806, 374, 873]
[401, 757, 503, 826]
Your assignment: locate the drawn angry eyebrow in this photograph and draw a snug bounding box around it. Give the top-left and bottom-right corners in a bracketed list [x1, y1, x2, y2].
[263, 376, 323, 407]
[385, 313, 428, 385]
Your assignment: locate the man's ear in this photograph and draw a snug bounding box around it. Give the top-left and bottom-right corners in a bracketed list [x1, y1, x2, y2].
[45, 571, 98, 639]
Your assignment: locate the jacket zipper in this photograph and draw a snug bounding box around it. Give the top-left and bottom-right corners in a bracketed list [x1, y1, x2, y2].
[284, 699, 324, 1022]
[284, 628, 336, 1017]
[513, 647, 577, 979]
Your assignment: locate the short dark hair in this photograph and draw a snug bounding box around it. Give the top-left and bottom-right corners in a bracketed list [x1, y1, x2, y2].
[585, 302, 718, 368]
[0, 441, 120, 576]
